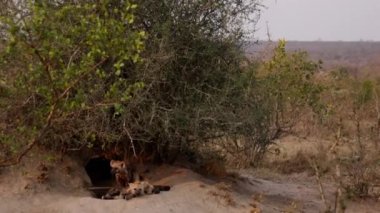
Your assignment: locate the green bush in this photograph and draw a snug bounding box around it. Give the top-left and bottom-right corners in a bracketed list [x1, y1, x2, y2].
[0, 1, 323, 167]
[0, 0, 145, 161]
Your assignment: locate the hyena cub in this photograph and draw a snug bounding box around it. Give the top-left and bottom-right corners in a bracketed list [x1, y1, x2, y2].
[124, 181, 171, 200]
[101, 160, 171, 200]
[101, 160, 126, 199]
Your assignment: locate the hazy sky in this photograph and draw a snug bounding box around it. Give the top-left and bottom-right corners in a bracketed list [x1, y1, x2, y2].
[256, 0, 380, 41]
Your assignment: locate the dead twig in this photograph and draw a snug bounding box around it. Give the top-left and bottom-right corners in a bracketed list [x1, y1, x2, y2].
[310, 158, 330, 212]
[123, 119, 137, 158]
[332, 119, 344, 213]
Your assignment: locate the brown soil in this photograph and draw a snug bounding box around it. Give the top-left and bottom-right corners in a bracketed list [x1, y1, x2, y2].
[0, 146, 379, 213]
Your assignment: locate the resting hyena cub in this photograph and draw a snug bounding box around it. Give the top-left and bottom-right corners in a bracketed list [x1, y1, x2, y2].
[124, 181, 171, 200]
[102, 160, 171, 200]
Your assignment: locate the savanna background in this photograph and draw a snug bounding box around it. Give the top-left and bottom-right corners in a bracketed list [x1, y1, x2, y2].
[0, 0, 380, 212]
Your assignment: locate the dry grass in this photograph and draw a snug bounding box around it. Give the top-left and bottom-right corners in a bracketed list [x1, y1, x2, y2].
[198, 158, 227, 177]
[208, 182, 237, 207]
[264, 148, 330, 175]
[282, 201, 301, 213]
[265, 135, 380, 203]
[340, 150, 380, 199]
[249, 193, 263, 213]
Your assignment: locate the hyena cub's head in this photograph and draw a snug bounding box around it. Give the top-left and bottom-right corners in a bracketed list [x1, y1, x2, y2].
[110, 160, 127, 175]
[110, 160, 126, 170]
[126, 182, 144, 196]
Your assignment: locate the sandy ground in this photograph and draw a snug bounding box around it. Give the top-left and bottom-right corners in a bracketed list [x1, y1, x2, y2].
[1, 170, 379, 213]
[0, 142, 379, 213]
[0, 163, 333, 213]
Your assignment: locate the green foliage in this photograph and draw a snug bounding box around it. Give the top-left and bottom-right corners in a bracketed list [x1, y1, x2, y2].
[330, 67, 350, 80]
[1, 0, 316, 167]
[96, 0, 265, 161]
[355, 80, 374, 108]
[5, 0, 145, 106]
[328, 68, 376, 114]
[257, 40, 324, 133]
[0, 0, 145, 153]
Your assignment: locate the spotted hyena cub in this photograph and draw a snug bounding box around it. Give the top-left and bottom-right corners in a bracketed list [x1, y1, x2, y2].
[123, 180, 171, 199]
[101, 160, 171, 200]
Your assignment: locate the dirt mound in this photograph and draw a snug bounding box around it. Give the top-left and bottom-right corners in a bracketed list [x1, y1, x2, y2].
[1, 149, 379, 213]
[0, 158, 322, 213]
[0, 150, 91, 197]
[0, 159, 249, 213]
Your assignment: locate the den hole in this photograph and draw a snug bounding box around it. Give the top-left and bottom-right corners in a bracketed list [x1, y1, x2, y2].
[85, 157, 115, 198]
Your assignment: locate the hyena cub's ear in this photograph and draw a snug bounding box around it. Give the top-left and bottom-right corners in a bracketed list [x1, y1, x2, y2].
[120, 162, 125, 169]
[110, 160, 116, 168]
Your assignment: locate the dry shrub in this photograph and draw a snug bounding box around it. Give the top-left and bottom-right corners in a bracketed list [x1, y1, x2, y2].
[275, 151, 311, 174]
[198, 158, 227, 178]
[341, 151, 380, 199]
[267, 146, 331, 175]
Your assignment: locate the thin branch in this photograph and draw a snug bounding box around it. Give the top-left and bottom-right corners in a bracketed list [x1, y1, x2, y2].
[123, 119, 137, 158]
[310, 158, 330, 212]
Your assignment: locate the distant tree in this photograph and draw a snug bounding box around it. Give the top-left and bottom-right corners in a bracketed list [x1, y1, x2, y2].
[257, 40, 324, 138]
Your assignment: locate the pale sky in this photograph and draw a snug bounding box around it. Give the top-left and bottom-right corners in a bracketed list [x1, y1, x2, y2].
[256, 0, 380, 41]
